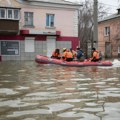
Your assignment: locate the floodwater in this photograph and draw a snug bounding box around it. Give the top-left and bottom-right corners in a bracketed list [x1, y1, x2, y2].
[0, 59, 120, 120]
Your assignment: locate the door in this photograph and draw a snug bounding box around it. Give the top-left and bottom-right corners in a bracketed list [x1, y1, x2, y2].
[105, 42, 112, 58]
[47, 36, 56, 57]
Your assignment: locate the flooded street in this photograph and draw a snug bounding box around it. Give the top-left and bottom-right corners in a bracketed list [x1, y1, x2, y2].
[0, 60, 120, 120]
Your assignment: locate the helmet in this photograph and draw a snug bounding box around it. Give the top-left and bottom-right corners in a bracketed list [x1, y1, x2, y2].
[63, 48, 66, 50]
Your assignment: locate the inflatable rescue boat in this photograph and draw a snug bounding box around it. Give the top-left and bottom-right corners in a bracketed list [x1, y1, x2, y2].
[35, 55, 112, 67]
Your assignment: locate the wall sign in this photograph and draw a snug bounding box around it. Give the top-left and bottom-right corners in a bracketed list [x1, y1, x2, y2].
[1, 41, 19, 55]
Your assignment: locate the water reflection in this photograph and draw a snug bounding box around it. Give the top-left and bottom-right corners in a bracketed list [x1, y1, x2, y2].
[0, 60, 120, 120]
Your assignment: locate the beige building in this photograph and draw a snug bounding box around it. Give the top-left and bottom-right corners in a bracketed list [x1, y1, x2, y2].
[98, 8, 120, 58]
[0, 0, 81, 61]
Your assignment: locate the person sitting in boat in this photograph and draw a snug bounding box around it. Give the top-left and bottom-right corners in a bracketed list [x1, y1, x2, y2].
[76, 47, 85, 62]
[51, 48, 61, 59]
[62, 48, 73, 62]
[90, 48, 99, 62]
[70, 48, 76, 59]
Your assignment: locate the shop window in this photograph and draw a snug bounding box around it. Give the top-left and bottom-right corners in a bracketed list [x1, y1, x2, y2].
[24, 12, 34, 26]
[1, 41, 19, 55]
[46, 14, 55, 27]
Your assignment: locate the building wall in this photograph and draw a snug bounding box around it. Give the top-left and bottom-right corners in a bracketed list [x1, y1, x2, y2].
[98, 17, 120, 57]
[20, 7, 78, 37]
[0, 36, 72, 61]
[0, 0, 80, 61]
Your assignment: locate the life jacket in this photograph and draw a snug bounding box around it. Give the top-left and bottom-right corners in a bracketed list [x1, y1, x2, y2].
[66, 51, 73, 58]
[92, 50, 99, 59]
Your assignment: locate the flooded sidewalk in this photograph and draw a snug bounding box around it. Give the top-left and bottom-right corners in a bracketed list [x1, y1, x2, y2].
[0, 60, 120, 120]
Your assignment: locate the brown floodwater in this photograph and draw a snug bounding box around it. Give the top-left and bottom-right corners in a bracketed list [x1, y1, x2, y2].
[0, 60, 120, 120]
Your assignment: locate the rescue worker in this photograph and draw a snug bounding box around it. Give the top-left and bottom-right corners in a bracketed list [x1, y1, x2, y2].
[90, 48, 99, 62]
[65, 49, 73, 62]
[61, 48, 67, 60]
[70, 48, 76, 59]
[51, 48, 61, 59]
[76, 47, 84, 62]
[62, 48, 73, 62]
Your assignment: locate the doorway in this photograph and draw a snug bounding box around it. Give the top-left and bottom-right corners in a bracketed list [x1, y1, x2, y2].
[105, 42, 112, 58]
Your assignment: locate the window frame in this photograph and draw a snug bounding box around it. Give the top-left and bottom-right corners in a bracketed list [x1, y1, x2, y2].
[7, 9, 20, 20]
[0, 8, 6, 19]
[7, 9, 13, 19]
[104, 26, 110, 36]
[46, 14, 55, 28]
[14, 9, 20, 20]
[24, 12, 34, 27]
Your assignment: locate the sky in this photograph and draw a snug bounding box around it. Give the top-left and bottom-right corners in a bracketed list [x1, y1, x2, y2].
[67, 0, 120, 14]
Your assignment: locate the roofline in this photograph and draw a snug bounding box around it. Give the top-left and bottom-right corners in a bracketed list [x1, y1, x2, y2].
[98, 15, 120, 23]
[16, 0, 82, 9]
[0, 6, 21, 9]
[26, 0, 82, 6]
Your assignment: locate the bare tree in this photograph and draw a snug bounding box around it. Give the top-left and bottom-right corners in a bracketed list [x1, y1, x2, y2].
[78, 0, 109, 57]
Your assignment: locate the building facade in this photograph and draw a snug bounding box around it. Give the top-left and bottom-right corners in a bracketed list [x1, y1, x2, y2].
[98, 8, 120, 58]
[0, 0, 81, 61]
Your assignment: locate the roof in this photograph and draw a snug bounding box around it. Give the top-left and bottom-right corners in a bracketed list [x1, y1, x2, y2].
[22, 0, 79, 5]
[0, 0, 82, 11]
[0, 0, 20, 8]
[98, 11, 120, 23]
[16, 0, 82, 9]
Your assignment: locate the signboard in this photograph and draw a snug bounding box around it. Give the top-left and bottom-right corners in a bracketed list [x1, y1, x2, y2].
[1, 41, 19, 55]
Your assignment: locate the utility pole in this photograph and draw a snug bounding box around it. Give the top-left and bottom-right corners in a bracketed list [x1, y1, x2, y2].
[93, 0, 98, 49]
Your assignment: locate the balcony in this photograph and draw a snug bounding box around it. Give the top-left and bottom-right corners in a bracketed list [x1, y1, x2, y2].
[0, 19, 19, 35]
[0, 7, 20, 35]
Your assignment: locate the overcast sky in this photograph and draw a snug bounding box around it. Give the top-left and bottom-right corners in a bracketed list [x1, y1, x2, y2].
[67, 0, 120, 14]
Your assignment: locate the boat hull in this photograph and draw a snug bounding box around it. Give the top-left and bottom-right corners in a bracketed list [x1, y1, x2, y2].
[35, 55, 113, 67]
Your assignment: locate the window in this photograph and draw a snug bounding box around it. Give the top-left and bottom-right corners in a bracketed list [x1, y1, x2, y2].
[14, 9, 19, 19]
[118, 46, 120, 53]
[0, 8, 6, 19]
[104, 27, 110, 36]
[24, 12, 33, 26]
[46, 14, 54, 27]
[7, 9, 13, 19]
[1, 41, 19, 55]
[7, 9, 20, 20]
